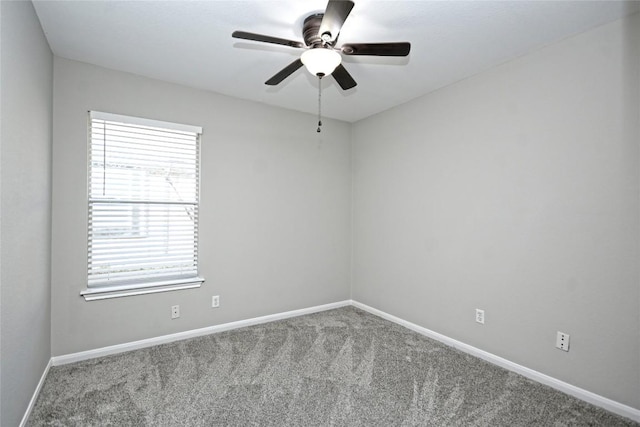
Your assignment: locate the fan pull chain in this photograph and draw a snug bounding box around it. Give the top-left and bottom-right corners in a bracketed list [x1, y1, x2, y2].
[317, 75, 323, 133]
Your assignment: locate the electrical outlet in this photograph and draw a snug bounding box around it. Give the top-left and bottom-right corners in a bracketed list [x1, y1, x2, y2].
[475, 309, 485, 324]
[171, 305, 180, 319]
[556, 331, 570, 351]
[212, 295, 220, 308]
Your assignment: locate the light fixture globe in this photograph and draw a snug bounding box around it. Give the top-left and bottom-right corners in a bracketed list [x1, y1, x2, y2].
[300, 48, 341, 76]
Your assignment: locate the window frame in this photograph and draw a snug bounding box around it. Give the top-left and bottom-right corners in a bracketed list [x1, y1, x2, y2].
[81, 111, 204, 301]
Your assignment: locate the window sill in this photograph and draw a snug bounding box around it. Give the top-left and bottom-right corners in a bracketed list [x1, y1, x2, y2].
[80, 277, 205, 301]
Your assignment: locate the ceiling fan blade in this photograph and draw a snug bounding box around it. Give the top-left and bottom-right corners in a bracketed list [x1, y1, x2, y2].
[232, 31, 304, 49]
[341, 42, 411, 56]
[265, 59, 304, 85]
[332, 64, 357, 90]
[318, 0, 355, 42]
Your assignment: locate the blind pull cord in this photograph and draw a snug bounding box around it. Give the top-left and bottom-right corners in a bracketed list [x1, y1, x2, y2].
[102, 121, 107, 196]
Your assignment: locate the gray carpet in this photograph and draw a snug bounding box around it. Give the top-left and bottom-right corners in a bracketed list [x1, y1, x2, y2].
[28, 306, 638, 426]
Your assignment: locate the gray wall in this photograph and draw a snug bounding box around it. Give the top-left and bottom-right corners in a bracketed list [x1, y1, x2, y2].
[51, 58, 352, 355]
[352, 14, 640, 410]
[0, 1, 53, 425]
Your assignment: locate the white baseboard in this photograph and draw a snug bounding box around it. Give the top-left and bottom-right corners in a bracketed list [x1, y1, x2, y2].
[52, 300, 351, 366]
[351, 300, 640, 423]
[19, 358, 52, 427]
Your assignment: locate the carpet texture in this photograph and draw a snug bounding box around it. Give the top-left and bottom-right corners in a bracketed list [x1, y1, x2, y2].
[28, 306, 638, 426]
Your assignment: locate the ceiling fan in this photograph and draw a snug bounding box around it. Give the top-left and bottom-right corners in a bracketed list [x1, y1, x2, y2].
[232, 0, 411, 90]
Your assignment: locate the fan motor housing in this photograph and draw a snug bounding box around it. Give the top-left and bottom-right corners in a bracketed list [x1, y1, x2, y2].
[303, 14, 324, 47]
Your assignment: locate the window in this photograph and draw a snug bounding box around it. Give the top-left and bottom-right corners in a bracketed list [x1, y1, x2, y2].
[81, 112, 204, 301]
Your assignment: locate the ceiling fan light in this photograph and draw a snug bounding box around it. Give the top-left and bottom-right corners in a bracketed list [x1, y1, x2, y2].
[301, 48, 341, 76]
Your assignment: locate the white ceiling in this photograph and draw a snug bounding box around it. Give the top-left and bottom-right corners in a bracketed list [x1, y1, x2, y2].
[33, 1, 639, 123]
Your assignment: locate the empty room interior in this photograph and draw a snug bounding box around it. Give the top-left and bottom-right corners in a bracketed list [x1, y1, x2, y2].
[1, 0, 639, 425]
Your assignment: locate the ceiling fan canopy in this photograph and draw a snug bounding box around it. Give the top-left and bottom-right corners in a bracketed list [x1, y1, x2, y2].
[232, 0, 411, 90]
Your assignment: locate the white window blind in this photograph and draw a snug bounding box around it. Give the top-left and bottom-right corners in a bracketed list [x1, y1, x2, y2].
[85, 112, 203, 297]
